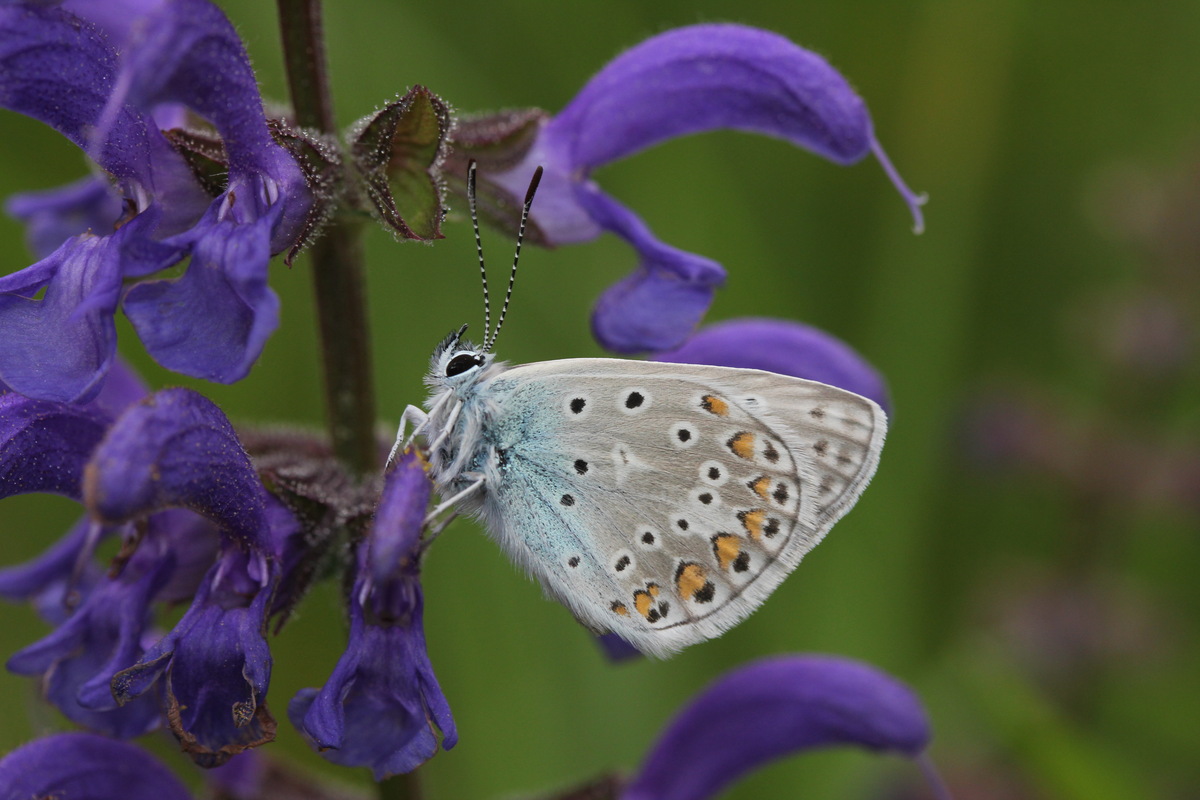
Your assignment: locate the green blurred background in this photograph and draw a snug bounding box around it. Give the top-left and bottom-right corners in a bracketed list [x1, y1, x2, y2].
[2, 1, 1198, 797]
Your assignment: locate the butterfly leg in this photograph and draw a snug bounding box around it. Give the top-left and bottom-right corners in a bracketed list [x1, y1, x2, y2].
[423, 474, 485, 526]
[426, 399, 462, 454]
[418, 510, 460, 554]
[386, 404, 430, 469]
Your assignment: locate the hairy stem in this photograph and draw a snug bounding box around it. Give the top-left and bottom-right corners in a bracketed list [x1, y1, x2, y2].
[276, 0, 378, 476]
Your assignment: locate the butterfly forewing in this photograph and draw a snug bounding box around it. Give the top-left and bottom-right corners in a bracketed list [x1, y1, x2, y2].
[468, 359, 886, 657]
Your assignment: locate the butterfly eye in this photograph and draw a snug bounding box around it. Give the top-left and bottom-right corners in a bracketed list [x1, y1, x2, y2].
[445, 353, 483, 377]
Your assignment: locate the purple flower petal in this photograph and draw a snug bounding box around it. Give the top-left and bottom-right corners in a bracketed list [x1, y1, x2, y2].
[125, 198, 282, 383]
[150, 507, 223, 603]
[0, 732, 194, 800]
[0, 517, 99, 606]
[622, 655, 932, 800]
[0, 234, 124, 403]
[84, 388, 271, 548]
[0, 359, 142, 607]
[205, 751, 268, 799]
[0, 213, 179, 403]
[97, 0, 311, 250]
[578, 184, 723, 352]
[0, 4, 205, 229]
[83, 0, 311, 383]
[0, 4, 154, 187]
[367, 449, 432, 586]
[484, 23, 924, 353]
[85, 356, 150, 419]
[545, 23, 924, 231]
[595, 632, 643, 663]
[0, 393, 109, 500]
[113, 545, 278, 767]
[72, 385, 284, 763]
[3, 1, 308, 396]
[554, 24, 870, 170]
[6, 545, 170, 739]
[287, 604, 452, 779]
[5, 176, 124, 260]
[2, 505, 221, 740]
[61, 0, 175, 52]
[290, 451, 455, 779]
[655, 318, 891, 413]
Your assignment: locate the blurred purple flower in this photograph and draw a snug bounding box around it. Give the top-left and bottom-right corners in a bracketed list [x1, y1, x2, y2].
[595, 631, 643, 662]
[0, 0, 310, 403]
[0, 380, 295, 764]
[0, 359, 150, 611]
[656, 317, 891, 412]
[0, 364, 170, 737]
[289, 449, 457, 780]
[0, 732, 194, 800]
[5, 526, 175, 739]
[483, 23, 923, 353]
[621, 655, 945, 800]
[206, 751, 269, 800]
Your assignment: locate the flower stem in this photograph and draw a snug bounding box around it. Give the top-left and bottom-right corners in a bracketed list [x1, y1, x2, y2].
[276, 0, 378, 477]
[379, 773, 422, 800]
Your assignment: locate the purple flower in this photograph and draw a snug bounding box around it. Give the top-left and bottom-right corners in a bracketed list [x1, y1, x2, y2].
[111, 543, 279, 767]
[595, 631, 644, 662]
[0, 378, 294, 764]
[85, 388, 286, 766]
[479, 24, 924, 353]
[621, 655, 946, 800]
[289, 449, 457, 780]
[0, 732, 194, 800]
[0, 0, 310, 403]
[0, 383, 195, 739]
[0, 358, 151, 620]
[5, 176, 125, 261]
[656, 317, 891, 412]
[4, 523, 175, 739]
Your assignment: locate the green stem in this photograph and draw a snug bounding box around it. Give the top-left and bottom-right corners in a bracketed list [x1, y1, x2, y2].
[276, 3, 415, 799]
[379, 773, 423, 800]
[276, 0, 378, 476]
[276, 0, 334, 132]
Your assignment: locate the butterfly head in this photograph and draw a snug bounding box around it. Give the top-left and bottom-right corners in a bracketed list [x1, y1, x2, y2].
[427, 323, 496, 393]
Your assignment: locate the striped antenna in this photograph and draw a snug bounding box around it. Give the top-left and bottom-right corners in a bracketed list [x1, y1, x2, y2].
[467, 160, 491, 346]
[484, 165, 543, 352]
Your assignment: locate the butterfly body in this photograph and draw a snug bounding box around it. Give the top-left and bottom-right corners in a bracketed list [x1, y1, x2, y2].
[415, 328, 887, 657]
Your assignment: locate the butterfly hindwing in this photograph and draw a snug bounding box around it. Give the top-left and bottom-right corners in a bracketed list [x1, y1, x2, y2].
[470, 359, 886, 657]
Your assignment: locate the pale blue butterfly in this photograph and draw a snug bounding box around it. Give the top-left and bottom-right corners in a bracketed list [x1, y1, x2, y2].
[391, 162, 887, 657]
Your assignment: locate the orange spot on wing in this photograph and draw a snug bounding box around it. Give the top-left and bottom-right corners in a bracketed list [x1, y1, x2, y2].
[748, 475, 771, 499]
[701, 394, 729, 416]
[676, 563, 708, 597]
[727, 432, 755, 460]
[739, 509, 767, 541]
[611, 602, 629, 616]
[712, 534, 741, 571]
[634, 591, 655, 619]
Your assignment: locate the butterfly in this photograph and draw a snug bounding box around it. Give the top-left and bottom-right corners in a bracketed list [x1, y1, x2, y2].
[391, 162, 887, 658]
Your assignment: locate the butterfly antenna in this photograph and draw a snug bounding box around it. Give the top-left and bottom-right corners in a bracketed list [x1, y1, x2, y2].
[468, 159, 491, 346]
[485, 165, 543, 352]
